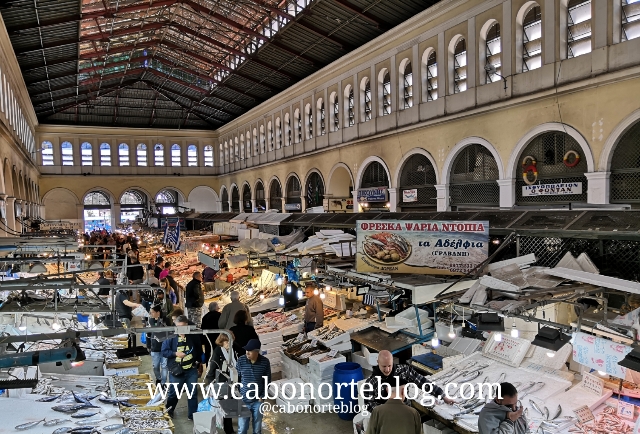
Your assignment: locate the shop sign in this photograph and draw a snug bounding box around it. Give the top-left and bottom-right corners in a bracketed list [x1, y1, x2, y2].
[522, 182, 582, 197]
[402, 189, 418, 202]
[356, 220, 489, 275]
[160, 217, 186, 229]
[572, 331, 632, 379]
[284, 203, 302, 211]
[327, 198, 353, 211]
[357, 188, 387, 202]
[40, 221, 82, 230]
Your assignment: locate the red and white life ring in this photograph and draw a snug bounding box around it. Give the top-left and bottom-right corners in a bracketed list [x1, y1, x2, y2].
[521, 156, 538, 185]
[563, 150, 580, 168]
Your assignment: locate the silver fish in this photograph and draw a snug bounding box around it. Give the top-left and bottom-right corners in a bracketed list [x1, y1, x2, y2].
[530, 399, 544, 415]
[44, 319, 51, 326]
[44, 419, 71, 427]
[38, 395, 62, 402]
[550, 405, 562, 420]
[497, 372, 506, 383]
[543, 406, 549, 420]
[512, 382, 522, 389]
[541, 421, 559, 429]
[15, 419, 46, 430]
[114, 428, 132, 434]
[518, 382, 536, 394]
[459, 370, 483, 382]
[522, 382, 545, 398]
[103, 424, 124, 431]
[53, 427, 74, 434]
[74, 419, 104, 426]
[524, 408, 530, 419]
[70, 411, 99, 419]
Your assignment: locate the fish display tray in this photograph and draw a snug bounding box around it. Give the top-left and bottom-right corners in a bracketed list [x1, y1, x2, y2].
[105, 357, 142, 369]
[116, 388, 155, 405]
[282, 341, 329, 365]
[124, 415, 174, 432]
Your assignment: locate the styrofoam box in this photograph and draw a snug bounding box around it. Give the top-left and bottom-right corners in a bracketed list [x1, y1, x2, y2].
[308, 353, 347, 379]
[103, 366, 139, 376]
[352, 351, 373, 371]
[238, 229, 250, 240]
[228, 223, 239, 236]
[308, 329, 351, 347]
[250, 229, 259, 239]
[330, 341, 352, 352]
[299, 364, 310, 382]
[395, 307, 433, 329]
[257, 330, 284, 343]
[385, 316, 408, 330]
[269, 377, 311, 399]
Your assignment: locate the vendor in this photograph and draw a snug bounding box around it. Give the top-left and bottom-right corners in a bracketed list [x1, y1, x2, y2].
[304, 283, 324, 332]
[478, 382, 527, 434]
[363, 350, 454, 411]
[115, 289, 141, 322]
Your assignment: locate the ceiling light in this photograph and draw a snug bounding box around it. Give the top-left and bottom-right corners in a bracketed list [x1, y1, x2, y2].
[52, 314, 60, 331]
[276, 276, 283, 286]
[531, 327, 571, 352]
[510, 320, 519, 338]
[259, 294, 265, 300]
[320, 292, 325, 300]
[494, 332, 502, 342]
[448, 323, 456, 339]
[297, 289, 303, 300]
[313, 288, 319, 296]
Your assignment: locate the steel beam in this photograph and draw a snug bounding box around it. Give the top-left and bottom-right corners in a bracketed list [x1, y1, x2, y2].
[6, 15, 82, 34]
[15, 38, 79, 55]
[20, 55, 78, 72]
[82, 0, 178, 20]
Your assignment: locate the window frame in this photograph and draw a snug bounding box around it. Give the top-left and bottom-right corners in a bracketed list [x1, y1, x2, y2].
[118, 143, 130, 166]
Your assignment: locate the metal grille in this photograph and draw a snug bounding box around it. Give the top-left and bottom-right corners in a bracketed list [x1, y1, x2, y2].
[361, 161, 389, 188]
[516, 131, 588, 203]
[485, 23, 502, 84]
[399, 154, 437, 206]
[306, 172, 325, 208]
[348, 88, 355, 126]
[426, 52, 438, 101]
[510, 210, 583, 229]
[84, 191, 110, 206]
[270, 180, 282, 211]
[450, 144, 499, 206]
[242, 185, 252, 212]
[259, 224, 280, 236]
[333, 96, 339, 131]
[611, 120, 640, 202]
[231, 186, 240, 213]
[454, 39, 467, 93]
[450, 183, 500, 207]
[319, 102, 326, 136]
[568, 211, 640, 231]
[221, 189, 229, 212]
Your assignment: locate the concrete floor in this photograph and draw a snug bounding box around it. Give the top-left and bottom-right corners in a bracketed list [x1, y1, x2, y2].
[139, 356, 354, 434]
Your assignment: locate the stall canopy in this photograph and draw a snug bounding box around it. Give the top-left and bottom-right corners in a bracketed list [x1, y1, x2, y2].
[230, 213, 292, 226]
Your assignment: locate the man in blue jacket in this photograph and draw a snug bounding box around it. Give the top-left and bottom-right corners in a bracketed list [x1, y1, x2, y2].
[161, 315, 202, 420]
[236, 339, 271, 434]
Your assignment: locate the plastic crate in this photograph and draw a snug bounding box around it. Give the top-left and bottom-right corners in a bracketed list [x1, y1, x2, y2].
[395, 307, 433, 329]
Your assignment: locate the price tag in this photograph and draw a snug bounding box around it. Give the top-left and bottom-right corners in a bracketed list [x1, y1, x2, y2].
[574, 405, 595, 424]
[618, 401, 635, 420]
[327, 349, 338, 358]
[311, 339, 318, 347]
[296, 333, 305, 342]
[582, 373, 604, 396]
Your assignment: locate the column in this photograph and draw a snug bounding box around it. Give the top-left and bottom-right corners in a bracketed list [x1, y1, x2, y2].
[250, 199, 256, 212]
[228, 199, 233, 213]
[467, 17, 477, 90]
[412, 44, 421, 105]
[5, 197, 15, 233]
[352, 190, 359, 213]
[0, 194, 7, 237]
[498, 179, 516, 208]
[435, 184, 449, 211]
[585, 172, 610, 204]
[264, 196, 270, 211]
[437, 32, 446, 99]
[113, 203, 121, 228]
[281, 198, 286, 213]
[13, 199, 22, 234]
[387, 188, 398, 212]
[544, 0, 556, 64]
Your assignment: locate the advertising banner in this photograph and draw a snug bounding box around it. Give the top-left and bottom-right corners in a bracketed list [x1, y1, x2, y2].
[522, 182, 582, 196]
[326, 198, 354, 212]
[356, 220, 489, 275]
[284, 203, 302, 211]
[402, 189, 418, 202]
[357, 187, 387, 202]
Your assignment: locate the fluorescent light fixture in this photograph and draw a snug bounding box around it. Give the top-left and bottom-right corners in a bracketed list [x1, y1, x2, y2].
[278, 297, 285, 306]
[286, 284, 291, 293]
[510, 320, 518, 338]
[297, 289, 303, 299]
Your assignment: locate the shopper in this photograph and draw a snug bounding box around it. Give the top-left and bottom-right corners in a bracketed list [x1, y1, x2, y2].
[205, 332, 236, 434]
[126, 251, 145, 284]
[154, 288, 174, 325]
[202, 265, 216, 292]
[229, 310, 258, 354]
[185, 271, 205, 328]
[201, 302, 221, 363]
[161, 278, 177, 305]
[161, 315, 202, 420]
[159, 261, 171, 280]
[478, 382, 527, 434]
[95, 272, 111, 296]
[236, 339, 271, 434]
[145, 268, 160, 286]
[363, 350, 453, 411]
[303, 284, 324, 332]
[366, 386, 422, 434]
[154, 257, 164, 279]
[114, 289, 140, 322]
[148, 305, 168, 385]
[219, 290, 253, 329]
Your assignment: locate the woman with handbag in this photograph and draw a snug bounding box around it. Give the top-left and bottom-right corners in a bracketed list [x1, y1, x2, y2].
[205, 332, 236, 434]
[161, 315, 202, 420]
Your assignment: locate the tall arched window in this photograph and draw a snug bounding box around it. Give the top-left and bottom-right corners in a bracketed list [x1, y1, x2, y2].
[284, 114, 291, 146]
[426, 51, 438, 101]
[269, 179, 282, 211]
[100, 143, 111, 166]
[611, 120, 640, 202]
[454, 38, 467, 93]
[81, 142, 92, 166]
[268, 121, 274, 151]
[219, 144, 224, 166]
[204, 145, 214, 166]
[305, 104, 313, 140]
[361, 161, 389, 188]
[567, 0, 592, 58]
[402, 62, 413, 109]
[188, 145, 198, 166]
[221, 188, 229, 212]
[622, 0, 640, 41]
[286, 175, 302, 208]
[523, 5, 542, 71]
[120, 189, 147, 222]
[276, 117, 282, 149]
[347, 87, 355, 126]
[246, 130, 251, 157]
[137, 144, 147, 166]
[224, 142, 229, 165]
[331, 92, 339, 131]
[171, 144, 181, 166]
[231, 186, 240, 213]
[363, 79, 372, 121]
[41, 141, 54, 165]
[242, 184, 252, 212]
[450, 144, 499, 207]
[485, 22, 502, 83]
[259, 125, 265, 154]
[253, 128, 258, 156]
[240, 136, 245, 160]
[119, 143, 129, 166]
[318, 99, 325, 136]
[255, 181, 266, 211]
[295, 109, 302, 143]
[156, 189, 179, 214]
[306, 172, 325, 208]
[234, 140, 239, 161]
[381, 71, 391, 115]
[154, 144, 164, 166]
[399, 154, 437, 210]
[61, 141, 73, 165]
[83, 191, 111, 232]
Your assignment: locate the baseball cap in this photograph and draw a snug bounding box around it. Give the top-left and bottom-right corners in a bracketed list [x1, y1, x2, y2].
[243, 339, 262, 351]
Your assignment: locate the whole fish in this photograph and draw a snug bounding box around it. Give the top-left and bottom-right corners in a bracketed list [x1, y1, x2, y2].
[15, 419, 46, 430]
[518, 382, 536, 394]
[68, 428, 96, 434]
[459, 370, 483, 382]
[553, 416, 575, 423]
[70, 411, 100, 419]
[550, 404, 562, 420]
[74, 419, 104, 426]
[72, 392, 91, 405]
[103, 424, 124, 431]
[44, 319, 51, 326]
[44, 419, 71, 427]
[118, 401, 136, 408]
[541, 421, 559, 429]
[52, 427, 74, 434]
[98, 397, 128, 405]
[543, 406, 549, 420]
[114, 428, 132, 434]
[38, 395, 62, 402]
[53, 405, 82, 413]
[497, 372, 506, 383]
[522, 382, 545, 398]
[529, 399, 544, 416]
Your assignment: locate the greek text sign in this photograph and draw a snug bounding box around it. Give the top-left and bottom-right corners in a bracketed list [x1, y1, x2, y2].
[402, 189, 418, 202]
[357, 188, 387, 202]
[356, 220, 489, 275]
[522, 182, 582, 197]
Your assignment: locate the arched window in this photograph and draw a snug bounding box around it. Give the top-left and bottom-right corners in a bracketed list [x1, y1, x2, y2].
[259, 125, 265, 154]
[156, 189, 179, 214]
[426, 51, 438, 101]
[253, 128, 258, 156]
[234, 141, 239, 162]
[402, 62, 413, 109]
[611, 120, 640, 202]
[120, 189, 147, 222]
[622, 0, 640, 41]
[269, 179, 282, 211]
[381, 71, 391, 115]
[119, 143, 129, 166]
[255, 181, 266, 211]
[81, 142, 92, 166]
[171, 144, 181, 166]
[363, 79, 372, 121]
[361, 161, 389, 188]
[154, 144, 164, 166]
[187, 145, 198, 166]
[219, 144, 224, 167]
[276, 117, 282, 149]
[454, 38, 467, 93]
[231, 185, 240, 213]
[84, 191, 110, 206]
[318, 100, 325, 136]
[450, 144, 499, 207]
[83, 191, 111, 231]
[224, 142, 229, 165]
[268, 121, 274, 151]
[221, 188, 229, 212]
[61, 141, 73, 166]
[204, 145, 214, 166]
[295, 109, 302, 143]
[399, 154, 437, 210]
[306, 172, 325, 208]
[485, 22, 502, 83]
[568, 0, 592, 58]
[41, 141, 53, 166]
[242, 184, 252, 212]
[347, 87, 355, 126]
[523, 5, 542, 71]
[137, 144, 147, 166]
[286, 175, 302, 208]
[331, 92, 339, 131]
[284, 114, 292, 146]
[240, 136, 245, 160]
[100, 143, 111, 166]
[517, 131, 588, 204]
[305, 104, 313, 140]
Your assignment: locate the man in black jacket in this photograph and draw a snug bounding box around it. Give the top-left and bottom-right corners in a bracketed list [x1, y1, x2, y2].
[154, 257, 164, 279]
[161, 315, 202, 420]
[126, 252, 145, 284]
[201, 302, 221, 364]
[185, 272, 204, 328]
[147, 305, 168, 385]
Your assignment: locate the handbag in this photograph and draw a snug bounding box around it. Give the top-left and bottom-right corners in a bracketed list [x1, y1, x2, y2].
[167, 358, 185, 376]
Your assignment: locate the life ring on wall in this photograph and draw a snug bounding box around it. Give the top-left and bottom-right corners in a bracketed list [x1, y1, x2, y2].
[521, 155, 538, 185]
[563, 150, 580, 168]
